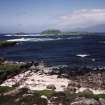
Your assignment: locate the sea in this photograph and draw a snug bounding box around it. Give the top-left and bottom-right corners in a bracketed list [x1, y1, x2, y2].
[0, 33, 105, 68]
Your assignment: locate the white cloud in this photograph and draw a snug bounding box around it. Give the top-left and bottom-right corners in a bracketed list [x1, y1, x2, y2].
[53, 9, 105, 30]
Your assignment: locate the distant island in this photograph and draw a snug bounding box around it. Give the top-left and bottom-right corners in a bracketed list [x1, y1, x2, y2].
[41, 29, 98, 36]
[0, 30, 104, 36]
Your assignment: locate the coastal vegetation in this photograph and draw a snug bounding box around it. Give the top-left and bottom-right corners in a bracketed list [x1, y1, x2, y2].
[0, 87, 105, 105]
[0, 64, 20, 72]
[0, 86, 14, 94]
[34, 90, 55, 97]
[0, 41, 17, 47]
[0, 63, 21, 84]
[0, 60, 30, 84]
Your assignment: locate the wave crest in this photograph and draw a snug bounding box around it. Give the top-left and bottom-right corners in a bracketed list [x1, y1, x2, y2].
[7, 36, 82, 42]
[76, 54, 89, 58]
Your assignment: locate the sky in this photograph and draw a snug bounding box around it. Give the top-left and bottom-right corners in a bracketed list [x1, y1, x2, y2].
[0, 0, 105, 33]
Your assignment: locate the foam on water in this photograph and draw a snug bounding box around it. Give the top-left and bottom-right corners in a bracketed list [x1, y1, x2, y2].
[76, 54, 89, 58]
[5, 34, 43, 37]
[5, 34, 13, 36]
[7, 38, 59, 42]
[7, 36, 82, 42]
[7, 38, 30, 42]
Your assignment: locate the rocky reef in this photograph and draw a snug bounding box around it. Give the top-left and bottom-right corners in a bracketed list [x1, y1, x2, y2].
[0, 41, 17, 47]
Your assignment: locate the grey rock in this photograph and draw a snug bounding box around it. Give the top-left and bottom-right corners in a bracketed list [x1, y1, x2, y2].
[99, 98, 105, 105]
[71, 98, 100, 105]
[47, 84, 56, 90]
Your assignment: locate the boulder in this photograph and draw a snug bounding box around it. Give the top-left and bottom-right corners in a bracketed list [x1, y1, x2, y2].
[99, 98, 105, 105]
[68, 81, 81, 88]
[0, 57, 5, 64]
[65, 86, 76, 93]
[29, 65, 36, 70]
[82, 88, 93, 94]
[46, 84, 56, 90]
[41, 95, 48, 100]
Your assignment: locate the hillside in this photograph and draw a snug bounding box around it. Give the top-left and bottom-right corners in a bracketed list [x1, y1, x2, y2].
[41, 29, 98, 36]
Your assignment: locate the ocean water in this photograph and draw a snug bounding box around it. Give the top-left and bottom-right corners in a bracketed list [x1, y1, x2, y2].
[0, 33, 105, 68]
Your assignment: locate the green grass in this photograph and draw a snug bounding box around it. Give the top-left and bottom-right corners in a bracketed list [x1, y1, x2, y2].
[0, 89, 105, 105]
[0, 64, 20, 72]
[0, 64, 22, 84]
[76, 92, 105, 100]
[64, 92, 105, 100]
[33, 90, 55, 97]
[0, 86, 15, 94]
[33, 90, 105, 100]
[0, 89, 48, 105]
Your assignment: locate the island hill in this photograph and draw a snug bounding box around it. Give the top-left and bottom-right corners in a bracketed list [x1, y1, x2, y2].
[0, 30, 103, 37]
[41, 29, 98, 36]
[1, 30, 100, 36]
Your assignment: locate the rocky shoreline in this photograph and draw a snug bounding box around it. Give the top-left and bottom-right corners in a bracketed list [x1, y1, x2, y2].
[0, 59, 105, 92]
[0, 59, 105, 105]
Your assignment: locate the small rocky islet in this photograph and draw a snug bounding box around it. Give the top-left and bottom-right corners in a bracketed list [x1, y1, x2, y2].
[0, 58, 105, 105]
[0, 40, 17, 48]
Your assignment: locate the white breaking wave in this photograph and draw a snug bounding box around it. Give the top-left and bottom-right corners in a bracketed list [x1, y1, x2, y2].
[7, 38, 59, 42]
[5, 34, 43, 37]
[67, 36, 82, 40]
[7, 36, 82, 42]
[76, 54, 89, 58]
[7, 38, 30, 42]
[5, 34, 13, 36]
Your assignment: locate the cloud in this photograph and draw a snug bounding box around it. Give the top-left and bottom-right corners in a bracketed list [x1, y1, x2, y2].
[53, 9, 105, 31]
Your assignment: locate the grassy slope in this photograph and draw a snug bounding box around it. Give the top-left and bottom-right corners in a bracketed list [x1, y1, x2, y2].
[0, 63, 23, 84]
